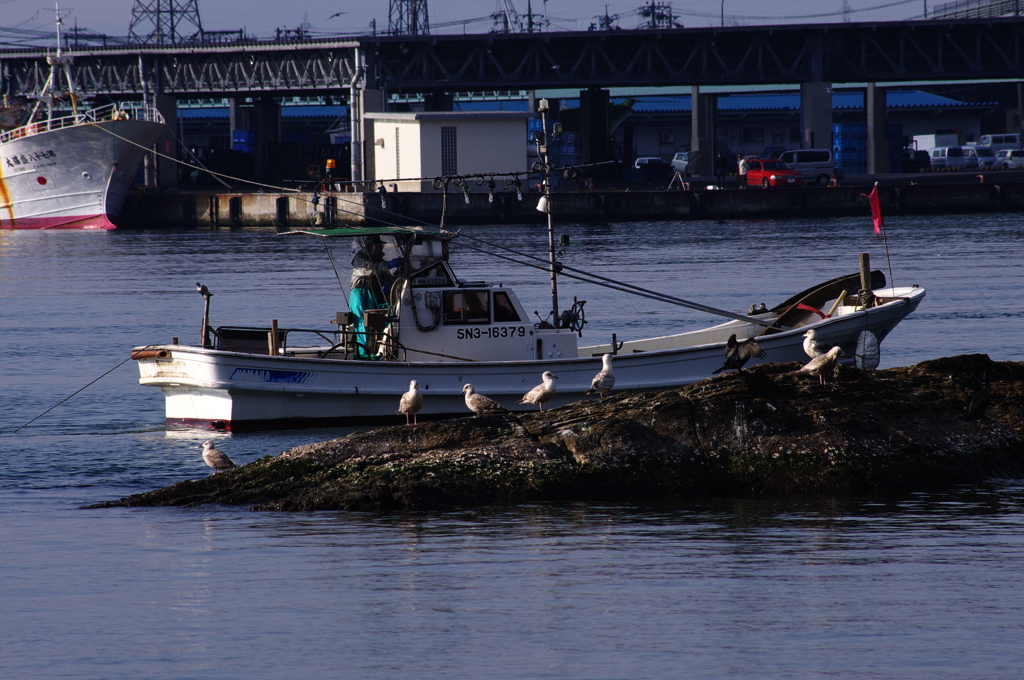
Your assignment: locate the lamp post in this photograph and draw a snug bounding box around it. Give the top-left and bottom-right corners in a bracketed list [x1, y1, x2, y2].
[720, 0, 725, 26]
[537, 97, 559, 327]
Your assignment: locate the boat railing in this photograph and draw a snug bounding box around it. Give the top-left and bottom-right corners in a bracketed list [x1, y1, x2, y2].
[213, 325, 376, 359]
[0, 103, 165, 144]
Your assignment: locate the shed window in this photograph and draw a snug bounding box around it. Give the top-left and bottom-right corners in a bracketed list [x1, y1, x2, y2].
[441, 126, 458, 176]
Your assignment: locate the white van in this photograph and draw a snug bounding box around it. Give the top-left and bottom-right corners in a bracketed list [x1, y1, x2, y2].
[978, 134, 1020, 152]
[775, 149, 834, 186]
[929, 146, 967, 170]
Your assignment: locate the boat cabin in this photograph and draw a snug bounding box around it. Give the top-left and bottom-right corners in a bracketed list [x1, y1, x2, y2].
[279, 226, 578, 363]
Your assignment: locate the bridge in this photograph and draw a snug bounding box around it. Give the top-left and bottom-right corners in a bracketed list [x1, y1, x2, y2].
[2, 17, 1022, 179]
[1, 18, 1022, 96]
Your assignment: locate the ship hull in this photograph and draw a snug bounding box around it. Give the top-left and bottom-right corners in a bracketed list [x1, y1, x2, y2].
[0, 119, 167, 230]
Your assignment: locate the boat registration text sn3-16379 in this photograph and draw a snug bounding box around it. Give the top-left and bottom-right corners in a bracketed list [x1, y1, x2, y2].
[456, 326, 528, 340]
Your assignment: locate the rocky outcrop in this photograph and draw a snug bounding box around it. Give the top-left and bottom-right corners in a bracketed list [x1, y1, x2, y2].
[91, 354, 1024, 512]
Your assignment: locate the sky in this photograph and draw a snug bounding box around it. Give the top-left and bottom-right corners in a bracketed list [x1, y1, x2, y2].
[0, 0, 934, 45]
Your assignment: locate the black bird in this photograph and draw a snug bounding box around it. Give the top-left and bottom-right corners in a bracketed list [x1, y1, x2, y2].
[196, 282, 212, 298]
[712, 334, 767, 374]
[966, 371, 991, 420]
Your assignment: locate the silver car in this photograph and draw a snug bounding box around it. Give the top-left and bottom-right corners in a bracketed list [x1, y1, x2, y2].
[974, 146, 996, 170]
[995, 149, 1024, 169]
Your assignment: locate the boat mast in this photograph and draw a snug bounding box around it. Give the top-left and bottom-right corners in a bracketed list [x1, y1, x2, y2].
[536, 98, 559, 326]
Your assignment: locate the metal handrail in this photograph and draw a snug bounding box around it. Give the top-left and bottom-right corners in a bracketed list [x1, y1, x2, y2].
[0, 103, 165, 144]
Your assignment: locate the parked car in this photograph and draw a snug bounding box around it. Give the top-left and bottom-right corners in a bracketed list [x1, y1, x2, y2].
[995, 148, 1024, 169]
[670, 151, 694, 174]
[744, 159, 805, 187]
[775, 148, 834, 185]
[634, 156, 668, 169]
[929, 146, 967, 170]
[960, 146, 981, 170]
[973, 146, 996, 169]
[979, 134, 1020, 152]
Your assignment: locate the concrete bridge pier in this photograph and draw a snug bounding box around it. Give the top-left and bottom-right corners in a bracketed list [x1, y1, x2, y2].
[867, 83, 891, 174]
[690, 86, 716, 176]
[800, 81, 832, 151]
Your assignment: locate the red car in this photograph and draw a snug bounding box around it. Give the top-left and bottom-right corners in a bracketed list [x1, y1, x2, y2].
[744, 159, 805, 187]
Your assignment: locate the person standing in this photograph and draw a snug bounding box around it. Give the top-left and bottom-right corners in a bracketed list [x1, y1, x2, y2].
[349, 234, 398, 358]
[715, 153, 728, 189]
[737, 156, 748, 188]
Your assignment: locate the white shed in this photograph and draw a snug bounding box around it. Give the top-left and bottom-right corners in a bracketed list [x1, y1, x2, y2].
[366, 111, 533, 192]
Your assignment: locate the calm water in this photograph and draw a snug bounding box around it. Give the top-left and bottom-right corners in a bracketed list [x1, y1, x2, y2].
[1, 214, 1022, 679]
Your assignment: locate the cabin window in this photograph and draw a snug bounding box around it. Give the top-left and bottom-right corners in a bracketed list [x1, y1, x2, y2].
[493, 291, 520, 322]
[443, 290, 489, 324]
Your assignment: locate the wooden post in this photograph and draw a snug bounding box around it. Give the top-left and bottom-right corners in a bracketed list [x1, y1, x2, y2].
[858, 253, 875, 309]
[269, 319, 279, 355]
[201, 296, 212, 347]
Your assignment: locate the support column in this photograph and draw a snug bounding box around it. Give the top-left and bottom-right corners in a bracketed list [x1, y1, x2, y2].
[154, 94, 178, 189]
[690, 86, 716, 176]
[580, 87, 610, 167]
[800, 81, 832, 150]
[252, 97, 281, 184]
[866, 83, 890, 175]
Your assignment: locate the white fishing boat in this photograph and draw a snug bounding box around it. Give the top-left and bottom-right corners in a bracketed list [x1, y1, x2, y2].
[133, 97, 923, 431]
[132, 223, 925, 431]
[0, 12, 167, 230]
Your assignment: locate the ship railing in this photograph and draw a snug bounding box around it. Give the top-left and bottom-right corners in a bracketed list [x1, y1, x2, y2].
[212, 325, 379, 360]
[0, 104, 166, 143]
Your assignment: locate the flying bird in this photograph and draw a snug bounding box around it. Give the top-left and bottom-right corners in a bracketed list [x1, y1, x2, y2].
[398, 379, 423, 425]
[712, 334, 767, 374]
[201, 440, 236, 473]
[586, 353, 616, 397]
[462, 384, 507, 415]
[521, 371, 558, 411]
[802, 328, 832, 359]
[799, 346, 843, 385]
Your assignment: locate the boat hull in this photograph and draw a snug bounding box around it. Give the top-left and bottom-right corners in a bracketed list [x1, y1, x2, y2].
[136, 287, 925, 430]
[0, 119, 167, 230]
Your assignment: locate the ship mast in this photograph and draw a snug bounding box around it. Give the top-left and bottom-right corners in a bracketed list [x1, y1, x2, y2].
[536, 97, 559, 326]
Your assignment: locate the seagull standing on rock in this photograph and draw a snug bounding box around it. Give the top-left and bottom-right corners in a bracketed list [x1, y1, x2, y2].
[802, 328, 832, 359]
[799, 346, 843, 385]
[521, 371, 558, 411]
[712, 334, 767, 374]
[586, 353, 616, 397]
[201, 440, 236, 473]
[398, 379, 423, 425]
[461, 384, 507, 415]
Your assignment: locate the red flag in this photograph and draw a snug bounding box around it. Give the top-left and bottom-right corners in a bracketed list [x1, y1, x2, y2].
[861, 185, 883, 234]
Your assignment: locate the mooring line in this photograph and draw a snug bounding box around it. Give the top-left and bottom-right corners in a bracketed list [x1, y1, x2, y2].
[10, 347, 156, 434]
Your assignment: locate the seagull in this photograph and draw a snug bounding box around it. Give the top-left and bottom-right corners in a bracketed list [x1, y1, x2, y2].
[586, 353, 616, 397]
[398, 379, 423, 425]
[799, 346, 843, 385]
[802, 328, 832, 359]
[521, 371, 558, 411]
[712, 334, 767, 374]
[462, 384, 507, 415]
[201, 440, 236, 473]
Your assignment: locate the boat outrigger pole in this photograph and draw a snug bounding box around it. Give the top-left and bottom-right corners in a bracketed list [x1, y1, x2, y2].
[536, 98, 560, 326]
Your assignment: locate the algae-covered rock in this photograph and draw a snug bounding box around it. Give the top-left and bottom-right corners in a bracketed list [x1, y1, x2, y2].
[92, 354, 1024, 511]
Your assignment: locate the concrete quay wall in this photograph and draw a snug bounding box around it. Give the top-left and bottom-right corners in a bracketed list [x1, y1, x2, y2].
[117, 182, 1024, 229]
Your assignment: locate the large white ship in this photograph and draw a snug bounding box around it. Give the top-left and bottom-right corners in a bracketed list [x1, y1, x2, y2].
[0, 14, 167, 230]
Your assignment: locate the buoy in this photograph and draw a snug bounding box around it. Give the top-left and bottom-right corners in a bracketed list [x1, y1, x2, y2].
[855, 330, 880, 370]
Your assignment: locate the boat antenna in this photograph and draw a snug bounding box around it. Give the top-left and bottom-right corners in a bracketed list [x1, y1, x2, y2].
[536, 98, 559, 326]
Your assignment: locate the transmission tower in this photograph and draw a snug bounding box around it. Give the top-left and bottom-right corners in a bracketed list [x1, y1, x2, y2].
[128, 0, 204, 45]
[389, 0, 430, 36]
